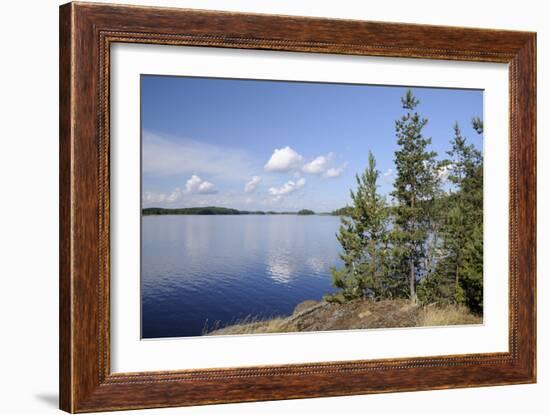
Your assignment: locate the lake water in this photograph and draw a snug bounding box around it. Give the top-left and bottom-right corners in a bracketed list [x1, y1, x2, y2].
[141, 215, 342, 338]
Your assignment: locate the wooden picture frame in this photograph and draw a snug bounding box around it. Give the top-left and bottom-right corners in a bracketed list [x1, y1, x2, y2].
[59, 2, 536, 412]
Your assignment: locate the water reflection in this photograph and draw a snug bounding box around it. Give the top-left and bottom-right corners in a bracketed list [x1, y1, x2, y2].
[141, 215, 342, 338]
[266, 253, 295, 284]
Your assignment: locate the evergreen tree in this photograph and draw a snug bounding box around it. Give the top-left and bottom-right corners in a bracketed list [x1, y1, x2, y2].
[433, 121, 483, 309]
[459, 118, 484, 313]
[391, 89, 440, 304]
[416, 182, 451, 305]
[439, 124, 471, 301]
[460, 222, 483, 313]
[329, 152, 390, 301]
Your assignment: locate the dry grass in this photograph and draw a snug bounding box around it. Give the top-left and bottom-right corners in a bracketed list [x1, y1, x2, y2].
[204, 300, 482, 336]
[204, 315, 294, 335]
[417, 304, 482, 327]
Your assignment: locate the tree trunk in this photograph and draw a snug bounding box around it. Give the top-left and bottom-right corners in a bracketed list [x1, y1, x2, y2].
[410, 190, 417, 304]
[409, 255, 416, 304]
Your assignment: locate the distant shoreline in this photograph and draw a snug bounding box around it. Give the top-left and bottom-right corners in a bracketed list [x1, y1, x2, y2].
[142, 206, 346, 216]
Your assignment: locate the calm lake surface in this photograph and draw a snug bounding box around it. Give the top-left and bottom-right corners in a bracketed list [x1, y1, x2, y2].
[141, 215, 342, 338]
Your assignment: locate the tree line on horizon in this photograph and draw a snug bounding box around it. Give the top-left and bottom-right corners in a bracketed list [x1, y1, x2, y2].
[142, 206, 318, 215]
[328, 89, 484, 315]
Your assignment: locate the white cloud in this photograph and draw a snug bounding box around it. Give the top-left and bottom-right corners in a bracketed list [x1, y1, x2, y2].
[142, 131, 255, 180]
[302, 153, 333, 174]
[244, 176, 262, 193]
[199, 182, 215, 193]
[143, 191, 168, 204]
[185, 175, 217, 194]
[166, 189, 181, 202]
[268, 177, 306, 196]
[142, 186, 311, 210]
[143, 175, 217, 205]
[143, 188, 183, 204]
[324, 167, 344, 178]
[302, 152, 344, 178]
[264, 146, 303, 172]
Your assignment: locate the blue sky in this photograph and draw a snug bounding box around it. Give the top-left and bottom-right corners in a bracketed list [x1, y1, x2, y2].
[141, 75, 483, 212]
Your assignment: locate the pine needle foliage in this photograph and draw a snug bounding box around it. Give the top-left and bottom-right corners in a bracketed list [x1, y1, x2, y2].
[328, 152, 392, 301]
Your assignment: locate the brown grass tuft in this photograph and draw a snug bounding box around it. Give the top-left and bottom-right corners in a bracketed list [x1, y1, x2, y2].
[204, 315, 294, 335]
[417, 304, 482, 327]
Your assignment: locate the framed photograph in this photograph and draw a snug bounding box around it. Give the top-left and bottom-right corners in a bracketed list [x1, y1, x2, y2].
[59, 2, 536, 412]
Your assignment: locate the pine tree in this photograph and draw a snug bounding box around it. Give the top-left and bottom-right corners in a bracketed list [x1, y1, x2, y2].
[448, 123, 472, 301]
[329, 151, 390, 301]
[434, 121, 483, 308]
[459, 118, 484, 313]
[391, 89, 440, 304]
[416, 178, 450, 305]
[460, 222, 483, 313]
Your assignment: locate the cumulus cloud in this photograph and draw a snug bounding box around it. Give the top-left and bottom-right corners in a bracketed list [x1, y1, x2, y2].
[324, 167, 344, 178]
[185, 175, 217, 194]
[302, 153, 333, 174]
[264, 146, 303, 172]
[244, 176, 262, 193]
[268, 177, 306, 196]
[302, 152, 345, 178]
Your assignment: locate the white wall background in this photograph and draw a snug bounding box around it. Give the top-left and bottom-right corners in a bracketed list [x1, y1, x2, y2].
[0, 0, 546, 414]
